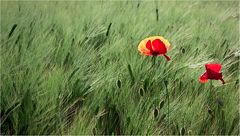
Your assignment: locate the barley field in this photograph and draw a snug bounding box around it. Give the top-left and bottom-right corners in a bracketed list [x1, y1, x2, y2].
[0, 1, 239, 135]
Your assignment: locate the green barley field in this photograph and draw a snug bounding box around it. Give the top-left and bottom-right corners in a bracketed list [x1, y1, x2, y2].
[1, 1, 239, 135]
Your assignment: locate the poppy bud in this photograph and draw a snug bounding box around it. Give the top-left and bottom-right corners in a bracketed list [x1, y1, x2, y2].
[235, 79, 239, 86]
[159, 100, 165, 109]
[139, 87, 144, 97]
[153, 108, 159, 118]
[208, 108, 213, 115]
[180, 127, 185, 135]
[117, 79, 121, 89]
[181, 48, 185, 54]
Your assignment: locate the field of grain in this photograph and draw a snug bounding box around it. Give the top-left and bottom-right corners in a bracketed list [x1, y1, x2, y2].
[1, 1, 239, 135]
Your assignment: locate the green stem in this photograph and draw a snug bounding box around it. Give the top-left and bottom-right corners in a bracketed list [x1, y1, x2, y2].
[164, 81, 170, 134]
[151, 56, 156, 67]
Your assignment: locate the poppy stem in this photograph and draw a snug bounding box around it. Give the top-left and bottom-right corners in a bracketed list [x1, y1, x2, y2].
[163, 81, 170, 134]
[220, 78, 225, 84]
[151, 56, 156, 67]
[163, 54, 171, 61]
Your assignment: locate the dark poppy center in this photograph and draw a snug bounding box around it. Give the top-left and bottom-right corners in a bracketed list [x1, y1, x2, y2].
[151, 51, 159, 56]
[207, 70, 221, 80]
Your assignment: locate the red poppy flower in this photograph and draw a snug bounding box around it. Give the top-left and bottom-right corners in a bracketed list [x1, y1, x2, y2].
[138, 36, 171, 61]
[199, 63, 225, 84]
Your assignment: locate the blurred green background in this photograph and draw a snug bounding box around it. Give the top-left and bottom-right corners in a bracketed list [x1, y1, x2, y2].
[1, 1, 239, 135]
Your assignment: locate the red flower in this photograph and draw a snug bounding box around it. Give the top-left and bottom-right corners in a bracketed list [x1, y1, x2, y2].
[138, 36, 171, 61]
[199, 63, 225, 84]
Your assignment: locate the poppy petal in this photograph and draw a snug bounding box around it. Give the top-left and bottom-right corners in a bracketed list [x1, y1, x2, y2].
[152, 39, 167, 54]
[146, 40, 153, 51]
[199, 72, 208, 83]
[159, 37, 170, 51]
[205, 63, 222, 73]
[138, 42, 152, 56]
[151, 36, 170, 51]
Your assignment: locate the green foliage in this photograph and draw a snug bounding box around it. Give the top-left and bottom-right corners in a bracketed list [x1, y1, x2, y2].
[1, 1, 239, 135]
